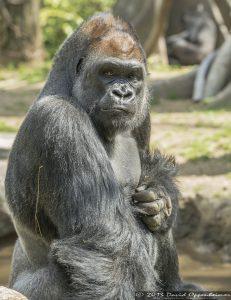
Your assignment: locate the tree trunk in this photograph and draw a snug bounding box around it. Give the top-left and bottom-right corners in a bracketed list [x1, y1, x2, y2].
[206, 82, 231, 108]
[113, 0, 154, 48]
[0, 0, 43, 64]
[214, 0, 231, 31]
[209, 0, 230, 41]
[113, 0, 172, 57]
[192, 51, 217, 102]
[143, 0, 172, 57]
[148, 69, 197, 101]
[204, 36, 231, 98]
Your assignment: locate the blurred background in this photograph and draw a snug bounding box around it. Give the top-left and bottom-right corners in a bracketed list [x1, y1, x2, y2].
[0, 0, 231, 291]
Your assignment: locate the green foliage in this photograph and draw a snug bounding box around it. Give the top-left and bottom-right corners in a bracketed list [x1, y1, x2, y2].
[18, 61, 51, 83]
[42, 0, 116, 58]
[147, 55, 194, 73]
[183, 140, 211, 161]
[0, 61, 51, 83]
[0, 1, 116, 82]
[183, 123, 231, 161]
[0, 121, 18, 133]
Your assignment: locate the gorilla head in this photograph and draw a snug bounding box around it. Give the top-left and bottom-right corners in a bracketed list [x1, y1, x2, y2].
[42, 13, 149, 139]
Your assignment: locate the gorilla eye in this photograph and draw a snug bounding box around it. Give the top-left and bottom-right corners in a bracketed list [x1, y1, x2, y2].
[128, 73, 135, 79]
[104, 70, 114, 76]
[128, 73, 140, 81]
[76, 57, 84, 74]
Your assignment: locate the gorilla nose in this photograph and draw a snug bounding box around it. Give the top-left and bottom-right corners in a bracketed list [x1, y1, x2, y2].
[111, 86, 134, 102]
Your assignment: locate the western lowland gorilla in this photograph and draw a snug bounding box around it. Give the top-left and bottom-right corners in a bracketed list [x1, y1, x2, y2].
[5, 13, 199, 300]
[167, 8, 217, 65]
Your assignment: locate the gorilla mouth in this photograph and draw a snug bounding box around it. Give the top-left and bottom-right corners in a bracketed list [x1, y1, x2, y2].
[100, 106, 133, 114]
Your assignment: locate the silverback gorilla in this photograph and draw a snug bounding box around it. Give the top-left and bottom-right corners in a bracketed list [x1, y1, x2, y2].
[5, 13, 197, 300]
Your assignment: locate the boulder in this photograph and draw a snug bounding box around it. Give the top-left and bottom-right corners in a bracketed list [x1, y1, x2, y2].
[0, 134, 16, 238]
[0, 286, 27, 300]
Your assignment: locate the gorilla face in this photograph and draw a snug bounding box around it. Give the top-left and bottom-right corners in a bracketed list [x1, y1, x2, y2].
[73, 57, 146, 133]
[72, 23, 148, 137]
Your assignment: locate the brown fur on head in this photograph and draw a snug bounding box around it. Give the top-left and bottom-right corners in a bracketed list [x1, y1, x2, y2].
[82, 13, 129, 39]
[93, 31, 143, 61]
[81, 13, 145, 62]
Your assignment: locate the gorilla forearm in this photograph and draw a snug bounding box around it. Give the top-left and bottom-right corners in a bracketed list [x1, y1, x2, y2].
[132, 113, 179, 232]
[155, 230, 181, 290]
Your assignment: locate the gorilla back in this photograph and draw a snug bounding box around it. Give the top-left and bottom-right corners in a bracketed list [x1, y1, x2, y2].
[5, 13, 183, 299]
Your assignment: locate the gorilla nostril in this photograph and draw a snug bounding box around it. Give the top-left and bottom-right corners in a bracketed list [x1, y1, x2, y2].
[123, 89, 135, 102]
[112, 89, 123, 98]
[125, 90, 133, 99]
[111, 88, 134, 101]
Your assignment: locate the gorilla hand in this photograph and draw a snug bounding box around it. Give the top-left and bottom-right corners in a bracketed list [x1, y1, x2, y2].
[133, 184, 172, 232]
[133, 150, 179, 232]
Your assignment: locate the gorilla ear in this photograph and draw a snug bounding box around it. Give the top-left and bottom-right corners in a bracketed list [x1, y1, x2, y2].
[76, 57, 84, 74]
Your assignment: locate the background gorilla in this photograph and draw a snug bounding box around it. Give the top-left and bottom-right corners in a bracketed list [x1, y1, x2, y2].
[5, 13, 190, 299]
[167, 8, 217, 65]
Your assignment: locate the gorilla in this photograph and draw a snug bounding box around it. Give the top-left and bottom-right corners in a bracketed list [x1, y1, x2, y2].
[167, 8, 217, 65]
[5, 13, 197, 300]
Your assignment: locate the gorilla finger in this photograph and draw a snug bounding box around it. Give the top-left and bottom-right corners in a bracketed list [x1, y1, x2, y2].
[133, 190, 157, 203]
[135, 185, 147, 192]
[163, 195, 172, 217]
[137, 199, 165, 214]
[142, 215, 162, 231]
[157, 188, 168, 199]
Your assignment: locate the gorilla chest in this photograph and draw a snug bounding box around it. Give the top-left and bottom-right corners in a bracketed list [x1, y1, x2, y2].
[109, 134, 141, 191]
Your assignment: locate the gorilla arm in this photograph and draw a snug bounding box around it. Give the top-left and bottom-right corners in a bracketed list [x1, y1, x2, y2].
[132, 114, 179, 233]
[6, 95, 142, 299]
[6, 96, 124, 237]
[131, 116, 182, 289]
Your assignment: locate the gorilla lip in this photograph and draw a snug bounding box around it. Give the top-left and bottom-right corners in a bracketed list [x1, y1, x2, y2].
[100, 106, 132, 114]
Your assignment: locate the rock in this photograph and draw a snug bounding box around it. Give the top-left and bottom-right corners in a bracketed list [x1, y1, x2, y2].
[174, 197, 201, 239]
[0, 161, 14, 238]
[0, 209, 14, 238]
[0, 133, 16, 238]
[174, 192, 231, 260]
[0, 286, 27, 300]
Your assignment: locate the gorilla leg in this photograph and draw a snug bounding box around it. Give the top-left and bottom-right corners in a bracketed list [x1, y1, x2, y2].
[10, 240, 66, 300]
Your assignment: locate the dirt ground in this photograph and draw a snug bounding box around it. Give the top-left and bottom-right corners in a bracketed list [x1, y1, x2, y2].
[0, 78, 231, 291]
